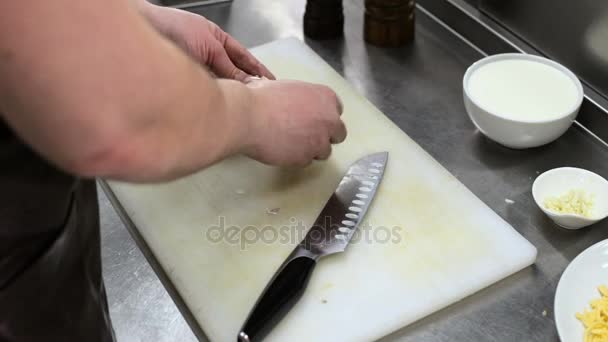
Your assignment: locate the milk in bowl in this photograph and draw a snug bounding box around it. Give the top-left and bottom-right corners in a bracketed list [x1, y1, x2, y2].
[463, 53, 584, 149]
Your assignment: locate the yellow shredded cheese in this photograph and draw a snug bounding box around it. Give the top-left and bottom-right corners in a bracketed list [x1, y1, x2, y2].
[577, 285, 608, 342]
[544, 189, 594, 217]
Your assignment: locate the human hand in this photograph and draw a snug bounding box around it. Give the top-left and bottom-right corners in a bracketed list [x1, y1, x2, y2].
[242, 79, 346, 167]
[140, 3, 274, 81]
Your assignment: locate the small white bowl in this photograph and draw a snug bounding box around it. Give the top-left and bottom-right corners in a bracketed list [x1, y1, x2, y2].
[532, 167, 608, 229]
[555, 239, 608, 342]
[463, 53, 584, 149]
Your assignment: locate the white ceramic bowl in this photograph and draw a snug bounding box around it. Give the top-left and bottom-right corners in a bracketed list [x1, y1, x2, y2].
[532, 167, 608, 229]
[463, 53, 584, 149]
[555, 239, 608, 342]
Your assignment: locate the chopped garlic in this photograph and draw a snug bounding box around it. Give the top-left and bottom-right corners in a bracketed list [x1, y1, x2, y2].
[577, 285, 608, 342]
[544, 189, 594, 217]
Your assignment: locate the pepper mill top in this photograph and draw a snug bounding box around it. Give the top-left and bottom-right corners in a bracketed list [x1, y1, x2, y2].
[364, 0, 415, 47]
[304, 0, 344, 40]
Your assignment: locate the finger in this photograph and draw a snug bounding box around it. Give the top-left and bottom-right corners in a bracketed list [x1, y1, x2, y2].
[244, 75, 263, 84]
[209, 42, 250, 82]
[314, 140, 332, 160]
[320, 85, 343, 115]
[330, 119, 347, 144]
[222, 34, 276, 80]
[336, 94, 344, 116]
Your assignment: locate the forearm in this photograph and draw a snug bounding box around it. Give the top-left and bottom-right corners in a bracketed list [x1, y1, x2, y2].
[92, 76, 253, 182]
[106, 78, 255, 182]
[0, 0, 254, 182]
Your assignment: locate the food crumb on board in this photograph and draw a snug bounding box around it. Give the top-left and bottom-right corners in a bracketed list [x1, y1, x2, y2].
[266, 207, 281, 215]
[235, 189, 246, 195]
[542, 309, 547, 317]
[505, 198, 515, 205]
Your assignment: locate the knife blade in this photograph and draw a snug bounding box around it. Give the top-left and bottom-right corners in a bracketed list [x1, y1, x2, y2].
[237, 152, 389, 342]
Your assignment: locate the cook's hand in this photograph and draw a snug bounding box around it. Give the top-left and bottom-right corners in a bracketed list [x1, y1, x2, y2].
[243, 79, 347, 167]
[139, 3, 274, 81]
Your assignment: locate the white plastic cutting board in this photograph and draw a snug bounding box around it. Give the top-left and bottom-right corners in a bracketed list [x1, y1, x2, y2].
[108, 38, 537, 342]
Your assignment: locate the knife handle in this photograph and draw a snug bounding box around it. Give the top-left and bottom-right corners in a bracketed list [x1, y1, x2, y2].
[238, 255, 317, 342]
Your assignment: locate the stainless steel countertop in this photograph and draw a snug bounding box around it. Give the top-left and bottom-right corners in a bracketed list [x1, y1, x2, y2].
[100, 0, 608, 341]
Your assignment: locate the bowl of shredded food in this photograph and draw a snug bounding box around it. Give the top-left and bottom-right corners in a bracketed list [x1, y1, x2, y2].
[555, 239, 608, 342]
[532, 167, 608, 229]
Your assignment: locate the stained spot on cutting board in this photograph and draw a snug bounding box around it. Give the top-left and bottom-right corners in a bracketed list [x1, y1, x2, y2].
[380, 180, 494, 283]
[320, 283, 334, 291]
[268, 162, 338, 191]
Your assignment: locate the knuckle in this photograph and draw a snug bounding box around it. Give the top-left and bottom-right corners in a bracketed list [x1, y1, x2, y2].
[208, 41, 223, 60]
[210, 23, 224, 37]
[230, 68, 240, 79]
[324, 116, 339, 131]
[320, 85, 337, 100]
[319, 87, 340, 115]
[230, 68, 246, 81]
[331, 122, 347, 144]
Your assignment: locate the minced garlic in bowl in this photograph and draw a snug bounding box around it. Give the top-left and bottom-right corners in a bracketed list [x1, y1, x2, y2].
[544, 189, 595, 217]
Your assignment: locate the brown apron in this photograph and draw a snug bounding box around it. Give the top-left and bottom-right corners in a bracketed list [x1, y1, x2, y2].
[0, 120, 115, 341]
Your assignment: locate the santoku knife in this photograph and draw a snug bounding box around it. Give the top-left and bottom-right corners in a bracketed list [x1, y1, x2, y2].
[238, 152, 389, 342]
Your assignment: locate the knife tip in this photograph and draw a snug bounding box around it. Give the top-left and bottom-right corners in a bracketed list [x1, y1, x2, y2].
[238, 331, 251, 342]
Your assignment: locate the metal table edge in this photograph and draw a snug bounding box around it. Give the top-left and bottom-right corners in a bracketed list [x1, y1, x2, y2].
[98, 180, 211, 342]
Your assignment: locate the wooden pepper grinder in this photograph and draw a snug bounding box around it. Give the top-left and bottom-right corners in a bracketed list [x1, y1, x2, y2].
[364, 0, 415, 47]
[304, 0, 344, 40]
